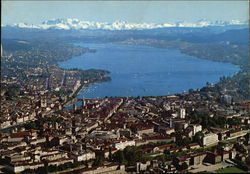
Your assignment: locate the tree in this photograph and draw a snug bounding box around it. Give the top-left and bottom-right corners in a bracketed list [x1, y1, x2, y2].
[36, 166, 48, 174]
[123, 146, 143, 166]
[234, 159, 249, 171]
[113, 150, 126, 164]
[93, 152, 105, 166]
[108, 148, 112, 162]
[176, 162, 188, 171]
[24, 122, 37, 130]
[164, 150, 170, 155]
[182, 137, 192, 146]
[234, 144, 246, 154]
[193, 131, 204, 144]
[177, 137, 191, 146]
[180, 162, 188, 170]
[5, 87, 20, 99]
[21, 169, 35, 174]
[155, 155, 165, 162]
[228, 118, 241, 126]
[47, 165, 58, 172]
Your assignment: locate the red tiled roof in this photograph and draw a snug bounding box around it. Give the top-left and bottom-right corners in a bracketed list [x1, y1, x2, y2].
[157, 143, 176, 150]
[138, 147, 153, 153]
[177, 155, 191, 162]
[10, 131, 31, 138]
[241, 103, 250, 106]
[188, 143, 199, 147]
[145, 135, 172, 141]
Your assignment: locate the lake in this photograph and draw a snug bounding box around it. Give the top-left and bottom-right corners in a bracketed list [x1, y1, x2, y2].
[59, 43, 239, 98]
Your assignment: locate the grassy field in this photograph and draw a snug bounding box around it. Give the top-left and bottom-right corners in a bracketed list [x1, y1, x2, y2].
[215, 167, 246, 173]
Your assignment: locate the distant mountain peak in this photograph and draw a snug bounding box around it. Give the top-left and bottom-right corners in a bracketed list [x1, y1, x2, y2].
[6, 18, 248, 30]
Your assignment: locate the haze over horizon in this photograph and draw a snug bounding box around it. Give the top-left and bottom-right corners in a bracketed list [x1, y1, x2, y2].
[2, 1, 249, 25]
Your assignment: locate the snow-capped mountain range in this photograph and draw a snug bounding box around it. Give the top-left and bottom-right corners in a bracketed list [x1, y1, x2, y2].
[4, 18, 248, 30]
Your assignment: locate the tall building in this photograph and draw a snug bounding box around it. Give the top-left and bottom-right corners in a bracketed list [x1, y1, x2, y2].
[179, 108, 186, 119]
[220, 94, 232, 104]
[169, 118, 173, 128]
[193, 124, 202, 135]
[82, 97, 85, 108]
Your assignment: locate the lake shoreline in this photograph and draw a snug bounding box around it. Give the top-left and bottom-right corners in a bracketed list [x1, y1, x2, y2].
[59, 42, 240, 99]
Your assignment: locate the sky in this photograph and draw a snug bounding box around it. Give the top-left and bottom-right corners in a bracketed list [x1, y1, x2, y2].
[2, 1, 249, 25]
